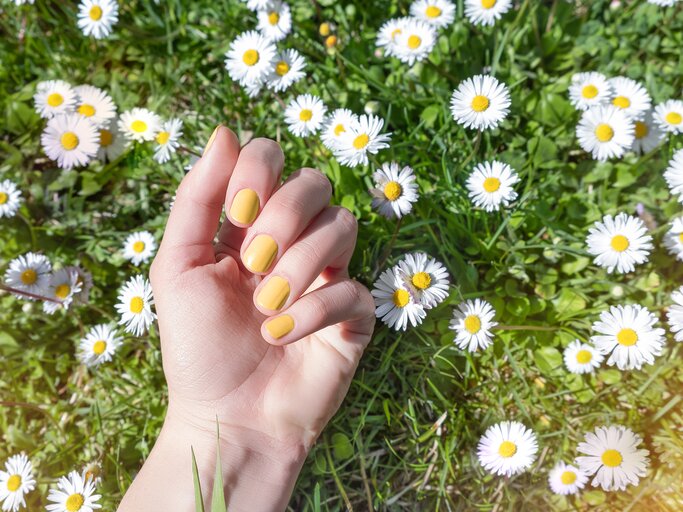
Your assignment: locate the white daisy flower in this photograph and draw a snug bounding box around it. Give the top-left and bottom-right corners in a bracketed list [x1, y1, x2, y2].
[3, 252, 52, 298]
[68, 265, 93, 305]
[122, 230, 157, 266]
[369, 161, 419, 219]
[118, 108, 162, 143]
[153, 118, 183, 164]
[0, 453, 36, 512]
[591, 304, 666, 371]
[41, 113, 99, 170]
[450, 74, 511, 131]
[335, 114, 392, 167]
[449, 299, 497, 352]
[548, 462, 589, 495]
[647, 0, 680, 5]
[563, 340, 604, 374]
[243, 80, 263, 98]
[394, 18, 437, 65]
[664, 217, 683, 261]
[664, 149, 683, 203]
[46, 470, 101, 512]
[321, 108, 358, 151]
[607, 77, 651, 119]
[372, 267, 426, 331]
[466, 160, 519, 212]
[43, 267, 83, 315]
[266, 49, 306, 92]
[630, 111, 664, 154]
[410, 0, 456, 28]
[244, 0, 270, 9]
[73, 85, 116, 128]
[256, 0, 291, 42]
[477, 421, 538, 477]
[78, 324, 122, 367]
[585, 213, 653, 274]
[0, 179, 22, 218]
[96, 118, 127, 162]
[464, 0, 513, 26]
[115, 275, 156, 336]
[568, 72, 612, 111]
[12, 0, 35, 4]
[77, 0, 118, 39]
[284, 94, 326, 137]
[396, 252, 449, 308]
[667, 287, 683, 342]
[224, 30, 277, 88]
[376, 17, 410, 59]
[576, 425, 649, 491]
[653, 99, 683, 134]
[34, 80, 77, 119]
[576, 105, 634, 161]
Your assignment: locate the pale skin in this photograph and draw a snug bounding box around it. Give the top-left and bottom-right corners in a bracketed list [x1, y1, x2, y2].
[117, 126, 375, 511]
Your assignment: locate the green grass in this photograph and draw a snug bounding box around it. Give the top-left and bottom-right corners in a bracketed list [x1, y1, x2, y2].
[1, 0, 683, 510]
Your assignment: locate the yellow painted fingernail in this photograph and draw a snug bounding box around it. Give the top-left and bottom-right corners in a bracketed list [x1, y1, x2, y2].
[243, 234, 278, 273]
[256, 276, 290, 311]
[265, 315, 294, 339]
[203, 125, 221, 155]
[230, 189, 260, 225]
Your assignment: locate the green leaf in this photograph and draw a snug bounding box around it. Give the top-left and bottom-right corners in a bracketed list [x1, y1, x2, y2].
[331, 433, 353, 460]
[191, 447, 205, 512]
[210, 425, 226, 512]
[533, 346, 563, 375]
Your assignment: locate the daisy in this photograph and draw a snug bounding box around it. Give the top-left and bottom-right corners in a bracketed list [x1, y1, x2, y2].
[3, 252, 52, 298]
[73, 85, 117, 128]
[477, 421, 538, 477]
[466, 160, 519, 212]
[450, 75, 511, 131]
[664, 149, 683, 203]
[41, 113, 99, 170]
[153, 118, 183, 164]
[118, 108, 162, 143]
[630, 111, 664, 154]
[0, 179, 22, 218]
[653, 99, 683, 134]
[256, 0, 291, 42]
[96, 118, 127, 162]
[116, 275, 156, 336]
[335, 114, 392, 167]
[664, 217, 683, 261]
[450, 299, 497, 352]
[590, 304, 666, 370]
[396, 252, 449, 308]
[576, 105, 634, 161]
[68, 265, 93, 305]
[568, 72, 612, 111]
[548, 462, 589, 495]
[78, 324, 122, 367]
[321, 108, 358, 151]
[77, 0, 118, 39]
[46, 470, 101, 512]
[0, 453, 36, 512]
[607, 77, 651, 119]
[284, 94, 327, 137]
[266, 49, 306, 92]
[122, 231, 157, 266]
[464, 0, 513, 26]
[647, 0, 680, 5]
[244, 0, 270, 9]
[394, 18, 437, 65]
[369, 162, 419, 219]
[376, 17, 410, 59]
[224, 30, 277, 88]
[576, 425, 649, 491]
[585, 213, 653, 274]
[667, 287, 683, 342]
[563, 340, 604, 374]
[410, 0, 456, 28]
[43, 267, 83, 315]
[372, 267, 426, 331]
[34, 80, 77, 119]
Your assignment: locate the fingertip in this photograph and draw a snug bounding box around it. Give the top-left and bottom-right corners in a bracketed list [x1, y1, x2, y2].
[262, 314, 295, 345]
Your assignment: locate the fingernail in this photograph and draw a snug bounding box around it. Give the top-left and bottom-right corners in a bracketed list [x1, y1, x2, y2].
[230, 189, 260, 225]
[265, 315, 294, 339]
[203, 125, 221, 155]
[256, 276, 290, 311]
[243, 234, 278, 273]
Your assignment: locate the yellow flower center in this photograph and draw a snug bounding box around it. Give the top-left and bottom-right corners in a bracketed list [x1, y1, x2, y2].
[407, 35, 422, 50]
[299, 109, 313, 122]
[392, 289, 410, 308]
[156, 131, 170, 145]
[319, 22, 330, 37]
[666, 112, 682, 125]
[334, 123, 346, 136]
[268, 11, 279, 25]
[634, 121, 648, 139]
[610, 234, 629, 252]
[61, 132, 79, 150]
[617, 328, 638, 346]
[576, 349, 592, 364]
[89, 5, 103, 21]
[425, 5, 442, 17]
[471, 95, 489, 112]
[601, 449, 623, 468]
[679, 233, 683, 243]
[130, 296, 144, 314]
[353, 134, 369, 149]
[131, 120, 148, 133]
[481, 0, 497, 8]
[47, 93, 64, 107]
[20, 269, 37, 285]
[55, 284, 71, 299]
[581, 84, 598, 99]
[595, 123, 614, 142]
[383, 181, 402, 201]
[100, 129, 113, 147]
[78, 104, 96, 117]
[498, 440, 517, 458]
[390, 28, 402, 40]
[93, 340, 107, 355]
[275, 61, 289, 76]
[242, 49, 259, 66]
[6, 474, 21, 492]
[560, 470, 577, 485]
[65, 493, 84, 511]
[612, 96, 631, 109]
[483, 177, 501, 193]
[464, 315, 481, 334]
[132, 241, 146, 253]
[411, 272, 431, 290]
[0, 192, 8, 205]
[325, 35, 338, 48]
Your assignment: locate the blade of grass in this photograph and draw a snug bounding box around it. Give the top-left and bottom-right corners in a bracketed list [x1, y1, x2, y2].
[191, 447, 205, 512]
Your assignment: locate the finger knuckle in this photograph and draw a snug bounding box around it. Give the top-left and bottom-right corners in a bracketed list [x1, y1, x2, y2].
[298, 167, 332, 198]
[332, 206, 358, 236]
[307, 291, 330, 320]
[288, 239, 323, 269]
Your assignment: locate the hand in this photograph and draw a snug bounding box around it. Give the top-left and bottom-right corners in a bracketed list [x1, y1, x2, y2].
[118, 126, 375, 512]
